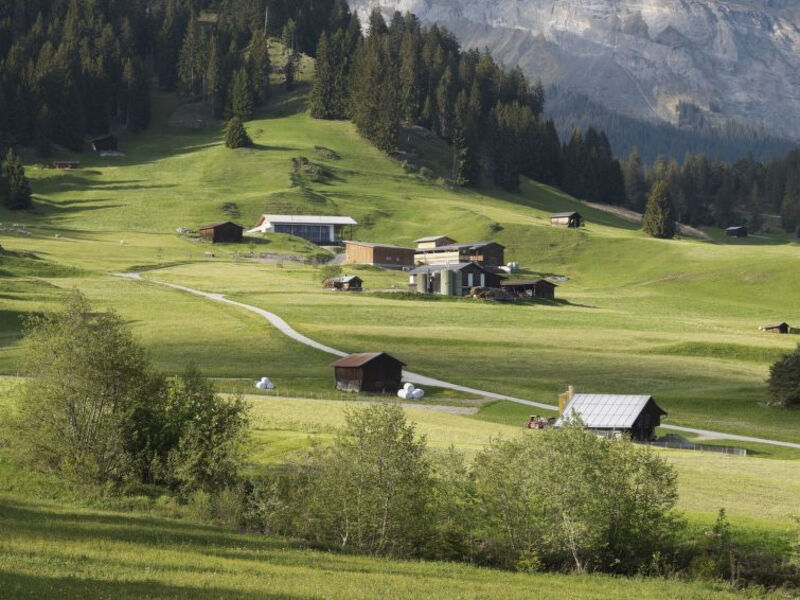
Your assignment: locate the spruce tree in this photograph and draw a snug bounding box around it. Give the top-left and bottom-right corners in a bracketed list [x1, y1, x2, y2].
[230, 68, 254, 121]
[310, 33, 334, 118]
[178, 16, 205, 98]
[642, 180, 676, 239]
[247, 32, 271, 105]
[2, 149, 32, 210]
[285, 52, 297, 91]
[205, 36, 223, 116]
[224, 117, 252, 149]
[123, 58, 150, 133]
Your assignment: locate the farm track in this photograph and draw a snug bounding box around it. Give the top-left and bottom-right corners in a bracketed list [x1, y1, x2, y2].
[116, 272, 800, 450]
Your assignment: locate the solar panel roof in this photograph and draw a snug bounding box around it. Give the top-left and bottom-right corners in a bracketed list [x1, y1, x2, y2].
[557, 394, 657, 429]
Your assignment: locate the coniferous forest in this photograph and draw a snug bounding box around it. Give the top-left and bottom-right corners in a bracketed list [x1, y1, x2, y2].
[0, 0, 799, 235]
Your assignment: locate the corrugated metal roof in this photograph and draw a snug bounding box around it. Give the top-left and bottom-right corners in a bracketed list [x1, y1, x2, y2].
[501, 279, 557, 287]
[415, 235, 454, 243]
[551, 211, 580, 218]
[262, 215, 357, 225]
[416, 241, 505, 253]
[345, 240, 413, 250]
[409, 263, 487, 275]
[331, 352, 406, 368]
[198, 221, 241, 230]
[329, 275, 361, 283]
[557, 394, 661, 429]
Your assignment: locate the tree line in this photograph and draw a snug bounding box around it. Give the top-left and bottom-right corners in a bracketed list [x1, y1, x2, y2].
[309, 7, 622, 198]
[0, 0, 335, 156]
[623, 147, 800, 235]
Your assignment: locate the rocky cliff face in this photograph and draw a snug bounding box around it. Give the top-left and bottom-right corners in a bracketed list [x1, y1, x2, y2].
[348, 0, 800, 139]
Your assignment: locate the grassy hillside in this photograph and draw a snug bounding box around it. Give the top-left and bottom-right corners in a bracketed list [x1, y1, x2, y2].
[1, 52, 800, 447]
[1, 496, 770, 600]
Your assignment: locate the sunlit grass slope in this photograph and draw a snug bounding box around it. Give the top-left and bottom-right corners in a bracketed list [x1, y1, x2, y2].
[1, 59, 799, 444]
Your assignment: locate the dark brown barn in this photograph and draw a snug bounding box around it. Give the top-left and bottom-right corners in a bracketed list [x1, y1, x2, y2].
[90, 134, 119, 152]
[323, 275, 363, 291]
[501, 279, 557, 300]
[761, 322, 790, 334]
[198, 222, 244, 243]
[414, 241, 506, 267]
[726, 226, 748, 238]
[551, 212, 583, 228]
[331, 352, 406, 393]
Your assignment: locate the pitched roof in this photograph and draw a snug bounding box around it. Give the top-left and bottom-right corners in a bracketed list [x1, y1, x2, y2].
[726, 226, 747, 230]
[261, 214, 357, 225]
[501, 279, 557, 287]
[415, 241, 505, 253]
[331, 352, 406, 368]
[414, 235, 454, 243]
[198, 221, 242, 230]
[409, 262, 489, 275]
[762, 322, 789, 329]
[329, 275, 362, 283]
[345, 240, 413, 250]
[557, 394, 665, 429]
[551, 211, 581, 218]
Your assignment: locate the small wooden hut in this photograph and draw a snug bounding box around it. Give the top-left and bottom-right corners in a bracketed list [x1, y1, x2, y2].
[90, 134, 119, 152]
[323, 275, 363, 291]
[500, 279, 557, 300]
[726, 226, 748, 238]
[761, 322, 790, 334]
[550, 211, 583, 228]
[52, 160, 80, 169]
[198, 222, 244, 243]
[331, 352, 406, 393]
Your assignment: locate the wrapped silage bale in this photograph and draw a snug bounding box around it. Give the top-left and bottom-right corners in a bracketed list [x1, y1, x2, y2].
[411, 388, 425, 399]
[403, 382, 415, 393]
[255, 377, 275, 390]
[397, 389, 410, 399]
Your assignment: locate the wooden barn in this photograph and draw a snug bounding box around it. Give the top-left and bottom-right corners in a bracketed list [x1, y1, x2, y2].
[414, 241, 505, 267]
[415, 235, 458, 250]
[331, 352, 406, 393]
[198, 222, 244, 243]
[501, 279, 557, 300]
[90, 134, 119, 152]
[557, 392, 667, 442]
[726, 226, 748, 238]
[550, 211, 583, 228]
[409, 263, 503, 296]
[323, 275, 363, 291]
[761, 322, 790, 334]
[344, 241, 415, 268]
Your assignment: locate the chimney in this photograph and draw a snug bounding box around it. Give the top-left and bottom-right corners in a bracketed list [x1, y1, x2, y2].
[558, 386, 575, 414]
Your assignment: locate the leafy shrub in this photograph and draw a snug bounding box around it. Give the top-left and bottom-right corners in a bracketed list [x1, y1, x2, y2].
[768, 345, 800, 407]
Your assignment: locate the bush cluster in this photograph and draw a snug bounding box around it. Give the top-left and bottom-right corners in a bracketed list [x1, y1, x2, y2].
[10, 291, 249, 495]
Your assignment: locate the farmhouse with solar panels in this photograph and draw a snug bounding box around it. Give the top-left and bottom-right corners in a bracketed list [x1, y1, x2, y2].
[556, 387, 667, 442]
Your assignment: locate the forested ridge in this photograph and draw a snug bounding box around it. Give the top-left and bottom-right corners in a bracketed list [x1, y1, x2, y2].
[1, 0, 799, 235]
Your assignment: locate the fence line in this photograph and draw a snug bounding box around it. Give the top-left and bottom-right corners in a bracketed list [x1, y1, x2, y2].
[644, 440, 747, 456]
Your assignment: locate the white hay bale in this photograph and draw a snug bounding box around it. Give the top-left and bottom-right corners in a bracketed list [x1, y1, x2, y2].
[411, 389, 425, 399]
[403, 382, 415, 393]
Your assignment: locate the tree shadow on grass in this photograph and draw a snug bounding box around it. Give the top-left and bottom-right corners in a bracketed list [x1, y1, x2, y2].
[0, 571, 312, 600]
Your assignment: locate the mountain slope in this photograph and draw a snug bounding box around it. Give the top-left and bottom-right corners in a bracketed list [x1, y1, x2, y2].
[349, 0, 800, 142]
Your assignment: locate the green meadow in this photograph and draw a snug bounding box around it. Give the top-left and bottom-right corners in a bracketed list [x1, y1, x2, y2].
[1, 50, 800, 597]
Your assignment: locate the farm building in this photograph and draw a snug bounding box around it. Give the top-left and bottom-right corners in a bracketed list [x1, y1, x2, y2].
[323, 275, 363, 291]
[248, 215, 357, 244]
[52, 160, 80, 169]
[557, 392, 667, 442]
[760, 322, 790, 334]
[726, 226, 748, 238]
[550, 212, 583, 228]
[414, 241, 505, 267]
[198, 222, 244, 243]
[501, 279, 557, 300]
[344, 241, 415, 268]
[331, 352, 406, 393]
[409, 263, 503, 296]
[415, 235, 458, 250]
[90, 134, 118, 152]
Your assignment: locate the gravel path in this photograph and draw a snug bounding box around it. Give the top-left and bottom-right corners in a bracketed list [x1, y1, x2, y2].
[115, 272, 800, 450]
